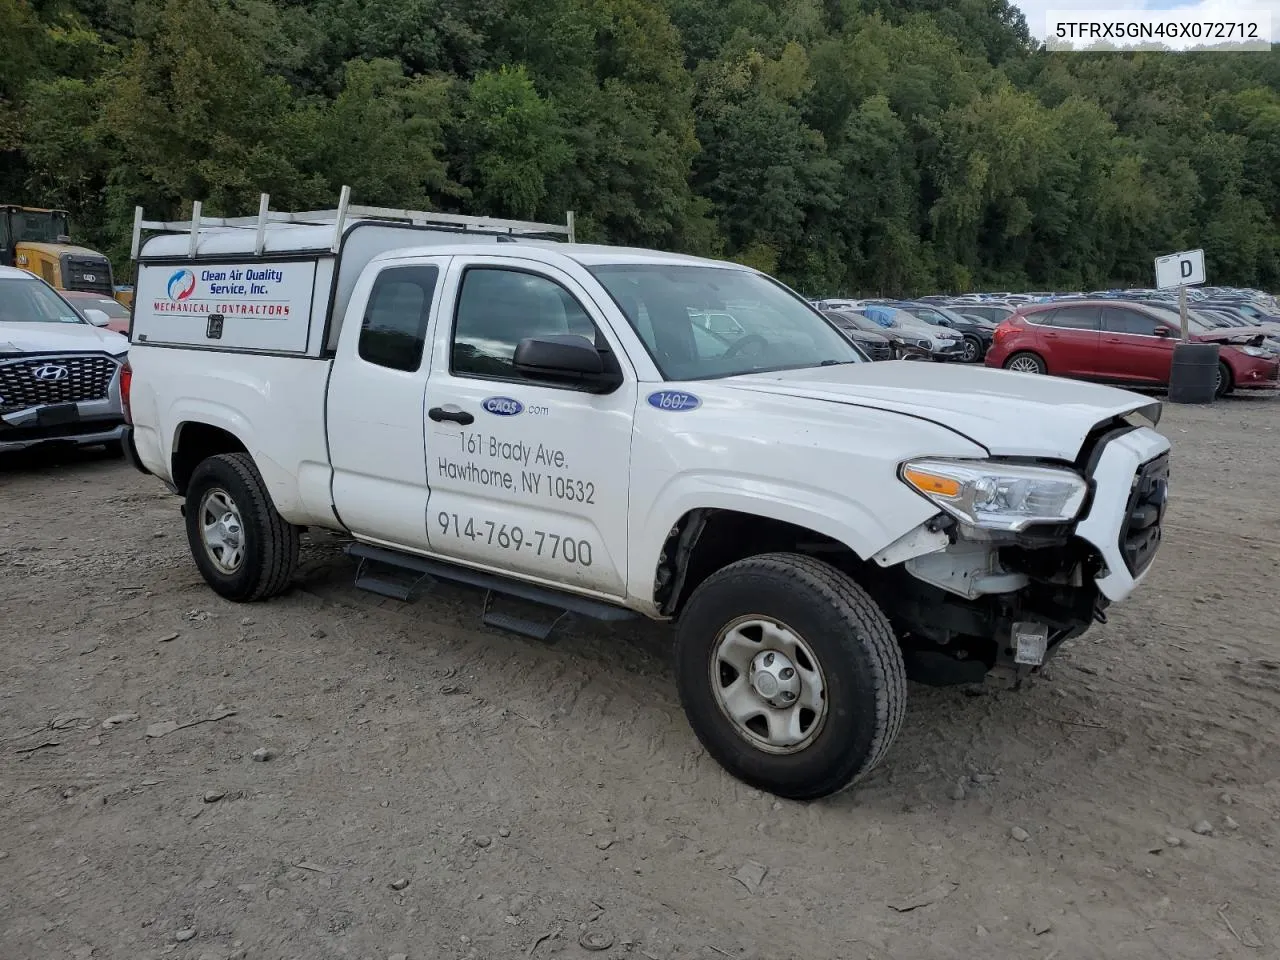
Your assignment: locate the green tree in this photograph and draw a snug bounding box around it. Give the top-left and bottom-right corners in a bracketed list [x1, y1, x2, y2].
[455, 65, 570, 219]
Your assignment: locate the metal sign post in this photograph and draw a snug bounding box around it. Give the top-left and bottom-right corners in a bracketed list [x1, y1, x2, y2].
[1155, 247, 1215, 404]
[1178, 283, 1189, 341]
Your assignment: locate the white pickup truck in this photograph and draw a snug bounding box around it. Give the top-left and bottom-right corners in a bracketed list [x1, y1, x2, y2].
[122, 192, 1171, 799]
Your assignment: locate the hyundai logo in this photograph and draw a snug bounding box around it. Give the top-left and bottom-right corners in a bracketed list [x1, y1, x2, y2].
[32, 364, 70, 382]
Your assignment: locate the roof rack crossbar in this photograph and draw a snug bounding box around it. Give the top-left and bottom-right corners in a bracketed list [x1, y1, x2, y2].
[130, 186, 575, 259]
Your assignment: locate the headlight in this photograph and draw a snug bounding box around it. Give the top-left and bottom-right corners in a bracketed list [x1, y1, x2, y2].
[900, 459, 1089, 531]
[1238, 346, 1269, 358]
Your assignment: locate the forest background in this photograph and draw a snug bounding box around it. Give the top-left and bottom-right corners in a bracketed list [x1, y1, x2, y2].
[2, 0, 1278, 295]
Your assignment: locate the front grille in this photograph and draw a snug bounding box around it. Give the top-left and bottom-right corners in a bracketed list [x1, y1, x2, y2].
[63, 257, 115, 296]
[0, 354, 119, 414]
[1118, 452, 1169, 576]
[863, 341, 892, 361]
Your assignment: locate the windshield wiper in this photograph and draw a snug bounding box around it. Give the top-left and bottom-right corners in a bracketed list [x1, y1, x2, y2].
[818, 359, 856, 366]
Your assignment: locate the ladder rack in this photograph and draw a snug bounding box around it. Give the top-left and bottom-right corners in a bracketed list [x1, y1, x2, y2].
[130, 185, 576, 259]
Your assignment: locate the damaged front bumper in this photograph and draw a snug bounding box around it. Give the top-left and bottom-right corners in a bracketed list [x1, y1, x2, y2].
[871, 425, 1171, 684]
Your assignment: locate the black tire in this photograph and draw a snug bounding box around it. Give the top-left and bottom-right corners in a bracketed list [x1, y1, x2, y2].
[184, 452, 299, 602]
[961, 336, 983, 363]
[1004, 351, 1046, 375]
[674, 552, 907, 801]
[1215, 361, 1233, 397]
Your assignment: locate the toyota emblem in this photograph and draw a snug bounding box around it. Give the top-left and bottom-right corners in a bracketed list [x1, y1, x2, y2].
[32, 364, 70, 382]
[83, 273, 96, 283]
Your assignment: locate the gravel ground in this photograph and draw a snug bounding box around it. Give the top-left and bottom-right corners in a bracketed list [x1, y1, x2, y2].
[2, 395, 1279, 960]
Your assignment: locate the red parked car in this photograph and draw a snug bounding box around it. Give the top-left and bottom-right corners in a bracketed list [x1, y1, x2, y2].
[985, 300, 1279, 397]
[60, 290, 131, 334]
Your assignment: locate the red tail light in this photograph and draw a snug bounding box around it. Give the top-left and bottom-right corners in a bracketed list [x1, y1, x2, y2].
[120, 360, 133, 424]
[993, 320, 1016, 344]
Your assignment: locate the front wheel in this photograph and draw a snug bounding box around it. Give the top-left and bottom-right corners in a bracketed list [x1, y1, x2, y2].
[184, 452, 299, 602]
[960, 336, 982, 363]
[674, 553, 907, 800]
[1215, 361, 1233, 397]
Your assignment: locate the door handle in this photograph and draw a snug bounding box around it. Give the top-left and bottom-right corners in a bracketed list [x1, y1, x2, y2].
[1105, 337, 1123, 343]
[428, 406, 474, 425]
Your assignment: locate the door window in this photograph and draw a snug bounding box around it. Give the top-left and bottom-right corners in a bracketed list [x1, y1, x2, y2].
[1045, 305, 1101, 330]
[358, 265, 440, 372]
[1102, 308, 1168, 337]
[451, 267, 603, 382]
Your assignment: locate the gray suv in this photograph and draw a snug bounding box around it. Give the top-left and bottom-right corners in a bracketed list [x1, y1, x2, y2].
[0, 266, 129, 455]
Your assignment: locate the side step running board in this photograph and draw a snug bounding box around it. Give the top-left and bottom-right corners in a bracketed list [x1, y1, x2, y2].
[345, 542, 638, 641]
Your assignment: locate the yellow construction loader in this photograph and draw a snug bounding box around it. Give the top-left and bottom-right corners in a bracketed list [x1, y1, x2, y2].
[0, 204, 129, 306]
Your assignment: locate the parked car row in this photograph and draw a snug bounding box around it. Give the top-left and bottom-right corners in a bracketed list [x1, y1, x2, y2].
[984, 297, 1280, 396]
[811, 299, 996, 362]
[807, 285, 1280, 394]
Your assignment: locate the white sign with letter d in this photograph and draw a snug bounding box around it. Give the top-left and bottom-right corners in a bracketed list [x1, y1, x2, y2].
[1154, 249, 1205, 290]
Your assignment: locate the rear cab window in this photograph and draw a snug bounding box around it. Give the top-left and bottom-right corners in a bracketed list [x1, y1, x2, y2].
[358, 265, 440, 372]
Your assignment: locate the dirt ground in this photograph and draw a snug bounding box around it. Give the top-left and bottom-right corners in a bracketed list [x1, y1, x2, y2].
[3, 395, 1279, 960]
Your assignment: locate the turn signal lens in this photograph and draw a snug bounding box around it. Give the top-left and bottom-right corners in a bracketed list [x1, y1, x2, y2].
[902, 467, 962, 498]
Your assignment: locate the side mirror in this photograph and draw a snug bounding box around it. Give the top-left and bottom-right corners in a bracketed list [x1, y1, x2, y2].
[513, 334, 622, 392]
[83, 308, 111, 327]
[1153, 326, 1172, 337]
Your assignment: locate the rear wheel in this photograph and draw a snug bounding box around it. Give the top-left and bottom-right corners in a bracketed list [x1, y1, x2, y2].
[1215, 361, 1233, 397]
[960, 336, 982, 363]
[184, 452, 299, 602]
[1005, 351, 1046, 375]
[674, 553, 907, 800]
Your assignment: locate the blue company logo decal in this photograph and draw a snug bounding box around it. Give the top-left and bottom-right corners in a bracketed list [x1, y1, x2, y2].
[482, 396, 523, 416]
[647, 390, 701, 412]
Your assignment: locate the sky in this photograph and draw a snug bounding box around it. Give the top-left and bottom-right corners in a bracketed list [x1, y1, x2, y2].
[1014, 0, 1276, 47]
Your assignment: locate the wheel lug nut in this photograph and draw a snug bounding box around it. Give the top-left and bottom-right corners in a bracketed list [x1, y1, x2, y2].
[781, 667, 794, 679]
[763, 652, 774, 666]
[782, 691, 795, 701]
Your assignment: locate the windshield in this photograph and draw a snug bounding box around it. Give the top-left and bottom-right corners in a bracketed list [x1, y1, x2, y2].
[4, 208, 69, 244]
[904, 303, 973, 327]
[823, 310, 882, 334]
[0, 278, 86, 324]
[887, 310, 946, 334]
[588, 264, 861, 379]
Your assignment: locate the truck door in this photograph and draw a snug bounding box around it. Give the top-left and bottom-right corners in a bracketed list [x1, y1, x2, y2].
[326, 257, 449, 551]
[423, 256, 635, 598]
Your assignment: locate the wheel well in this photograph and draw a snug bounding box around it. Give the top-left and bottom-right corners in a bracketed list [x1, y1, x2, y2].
[1005, 349, 1044, 369]
[1217, 358, 1233, 393]
[171, 423, 247, 494]
[654, 509, 864, 617]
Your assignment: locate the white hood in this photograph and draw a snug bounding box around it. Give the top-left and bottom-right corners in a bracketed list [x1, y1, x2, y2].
[0, 321, 128, 357]
[723, 361, 1159, 459]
